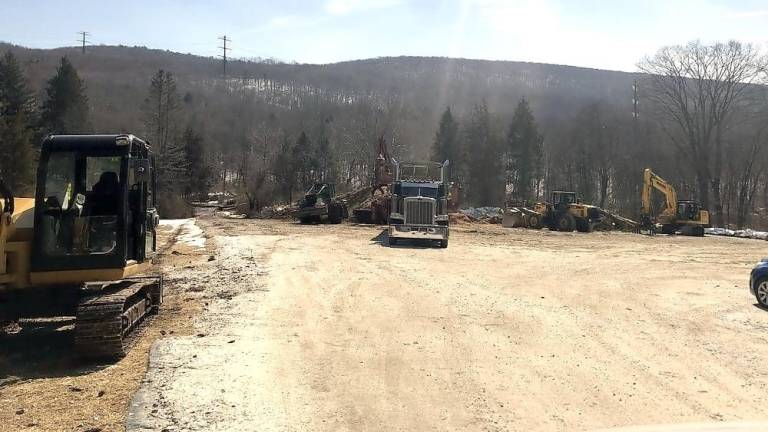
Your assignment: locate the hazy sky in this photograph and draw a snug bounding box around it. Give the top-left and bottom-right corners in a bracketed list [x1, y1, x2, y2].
[1, 0, 767, 71]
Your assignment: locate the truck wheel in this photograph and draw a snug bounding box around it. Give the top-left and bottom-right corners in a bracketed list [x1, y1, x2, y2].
[756, 278, 768, 307]
[556, 213, 576, 232]
[299, 216, 310, 224]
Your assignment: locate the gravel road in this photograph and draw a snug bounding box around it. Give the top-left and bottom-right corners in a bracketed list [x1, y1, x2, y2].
[126, 217, 768, 432]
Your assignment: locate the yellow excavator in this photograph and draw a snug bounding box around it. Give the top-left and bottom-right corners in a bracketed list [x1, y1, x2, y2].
[1, 134, 163, 359]
[640, 168, 709, 236]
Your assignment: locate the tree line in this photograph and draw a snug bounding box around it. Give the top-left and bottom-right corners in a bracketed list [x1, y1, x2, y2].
[2, 40, 768, 228]
[432, 40, 768, 229]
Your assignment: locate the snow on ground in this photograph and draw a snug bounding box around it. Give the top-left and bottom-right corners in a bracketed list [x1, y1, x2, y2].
[159, 218, 206, 248]
[706, 227, 768, 240]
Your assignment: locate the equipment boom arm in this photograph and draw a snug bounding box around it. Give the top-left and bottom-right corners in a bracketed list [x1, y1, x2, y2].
[641, 168, 677, 217]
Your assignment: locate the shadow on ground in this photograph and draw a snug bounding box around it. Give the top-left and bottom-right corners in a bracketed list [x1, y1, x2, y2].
[370, 229, 444, 249]
[0, 319, 108, 382]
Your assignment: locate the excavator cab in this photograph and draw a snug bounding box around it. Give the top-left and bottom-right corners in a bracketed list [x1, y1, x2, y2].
[677, 200, 701, 221]
[32, 134, 159, 274]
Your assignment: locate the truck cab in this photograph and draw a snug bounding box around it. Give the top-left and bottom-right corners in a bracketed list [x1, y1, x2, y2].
[387, 160, 450, 248]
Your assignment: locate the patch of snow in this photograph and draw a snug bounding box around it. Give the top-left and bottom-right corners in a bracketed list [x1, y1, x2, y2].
[705, 227, 768, 240]
[160, 218, 206, 248]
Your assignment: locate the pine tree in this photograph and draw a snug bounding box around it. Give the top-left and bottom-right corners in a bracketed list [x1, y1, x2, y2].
[0, 51, 36, 193]
[293, 131, 312, 190]
[40, 57, 91, 134]
[464, 101, 503, 206]
[432, 107, 459, 181]
[273, 135, 298, 202]
[0, 51, 34, 117]
[182, 125, 211, 200]
[0, 111, 35, 193]
[506, 98, 543, 202]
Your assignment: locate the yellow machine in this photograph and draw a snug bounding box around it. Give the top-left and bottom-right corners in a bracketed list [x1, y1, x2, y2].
[640, 168, 709, 236]
[1, 134, 163, 359]
[505, 191, 604, 232]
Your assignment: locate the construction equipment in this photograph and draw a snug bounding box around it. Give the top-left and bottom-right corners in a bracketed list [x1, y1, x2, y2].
[0, 134, 163, 359]
[294, 182, 348, 224]
[388, 159, 450, 247]
[640, 168, 709, 236]
[504, 191, 603, 232]
[353, 135, 394, 225]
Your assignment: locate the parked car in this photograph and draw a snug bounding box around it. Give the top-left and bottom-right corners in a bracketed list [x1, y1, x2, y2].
[750, 258, 768, 307]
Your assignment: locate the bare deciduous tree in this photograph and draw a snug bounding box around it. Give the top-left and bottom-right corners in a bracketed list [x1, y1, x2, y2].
[638, 40, 768, 225]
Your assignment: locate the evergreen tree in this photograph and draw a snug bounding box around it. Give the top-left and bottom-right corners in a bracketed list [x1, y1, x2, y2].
[0, 51, 35, 193]
[431, 107, 460, 181]
[40, 57, 91, 134]
[0, 51, 34, 117]
[0, 111, 35, 193]
[293, 131, 312, 190]
[182, 125, 211, 200]
[273, 135, 298, 202]
[506, 98, 543, 202]
[464, 101, 503, 206]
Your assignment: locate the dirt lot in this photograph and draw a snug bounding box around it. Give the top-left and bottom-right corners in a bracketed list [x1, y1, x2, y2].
[4, 215, 768, 431]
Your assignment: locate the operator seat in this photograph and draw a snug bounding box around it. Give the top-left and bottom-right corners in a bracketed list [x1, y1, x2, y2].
[87, 171, 120, 216]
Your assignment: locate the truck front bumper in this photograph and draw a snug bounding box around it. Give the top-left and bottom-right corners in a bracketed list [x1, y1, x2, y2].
[388, 224, 448, 240]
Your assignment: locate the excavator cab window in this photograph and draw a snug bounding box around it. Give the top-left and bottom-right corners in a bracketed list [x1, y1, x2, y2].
[677, 201, 699, 221]
[39, 152, 122, 257]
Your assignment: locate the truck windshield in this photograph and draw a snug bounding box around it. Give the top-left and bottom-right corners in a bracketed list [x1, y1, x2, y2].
[402, 186, 438, 199]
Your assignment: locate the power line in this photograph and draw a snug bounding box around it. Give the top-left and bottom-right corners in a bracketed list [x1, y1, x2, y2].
[77, 31, 91, 54]
[218, 35, 231, 78]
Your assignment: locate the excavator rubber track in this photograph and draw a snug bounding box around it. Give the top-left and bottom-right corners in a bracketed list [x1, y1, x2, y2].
[74, 276, 163, 359]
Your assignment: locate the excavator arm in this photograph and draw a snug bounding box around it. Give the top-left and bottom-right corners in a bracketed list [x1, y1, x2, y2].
[641, 168, 677, 221]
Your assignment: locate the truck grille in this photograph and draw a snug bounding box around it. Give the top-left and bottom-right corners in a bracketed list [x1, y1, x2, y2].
[404, 197, 435, 225]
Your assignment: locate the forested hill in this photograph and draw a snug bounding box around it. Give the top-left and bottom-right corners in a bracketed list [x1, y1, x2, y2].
[0, 42, 639, 155]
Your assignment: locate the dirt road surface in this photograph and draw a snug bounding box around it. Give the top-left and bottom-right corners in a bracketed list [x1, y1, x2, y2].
[124, 217, 768, 432]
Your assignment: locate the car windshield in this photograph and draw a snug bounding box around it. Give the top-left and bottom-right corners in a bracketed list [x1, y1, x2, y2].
[5, 2, 768, 432]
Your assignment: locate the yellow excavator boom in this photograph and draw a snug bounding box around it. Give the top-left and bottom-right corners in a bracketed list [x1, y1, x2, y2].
[641, 168, 678, 222]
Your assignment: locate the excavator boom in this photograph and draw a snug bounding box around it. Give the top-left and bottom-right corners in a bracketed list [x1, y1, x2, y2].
[641, 168, 678, 222]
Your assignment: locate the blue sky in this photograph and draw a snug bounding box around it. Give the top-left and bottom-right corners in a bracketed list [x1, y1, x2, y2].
[1, 0, 767, 71]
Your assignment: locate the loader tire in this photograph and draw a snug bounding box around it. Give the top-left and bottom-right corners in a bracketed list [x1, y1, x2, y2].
[528, 215, 542, 229]
[576, 218, 593, 233]
[556, 213, 576, 232]
[328, 203, 343, 224]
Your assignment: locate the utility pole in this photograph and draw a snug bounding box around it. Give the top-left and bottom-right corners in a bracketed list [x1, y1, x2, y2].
[632, 80, 639, 120]
[77, 31, 91, 54]
[218, 35, 231, 78]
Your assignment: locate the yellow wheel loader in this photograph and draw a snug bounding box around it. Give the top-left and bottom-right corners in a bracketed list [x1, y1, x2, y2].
[505, 191, 603, 232]
[640, 168, 709, 236]
[0, 134, 163, 359]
